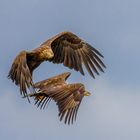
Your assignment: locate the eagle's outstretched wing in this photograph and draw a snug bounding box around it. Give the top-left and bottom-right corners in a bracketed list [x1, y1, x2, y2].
[26, 72, 71, 108]
[57, 83, 85, 125]
[27, 82, 87, 124]
[41, 31, 106, 78]
[8, 51, 33, 97]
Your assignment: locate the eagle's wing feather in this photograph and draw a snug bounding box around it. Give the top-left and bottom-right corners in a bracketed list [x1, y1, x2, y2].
[43, 32, 106, 78]
[8, 51, 33, 97]
[29, 82, 84, 124]
[57, 84, 84, 124]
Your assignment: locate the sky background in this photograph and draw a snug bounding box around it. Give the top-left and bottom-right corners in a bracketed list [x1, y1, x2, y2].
[0, 0, 140, 140]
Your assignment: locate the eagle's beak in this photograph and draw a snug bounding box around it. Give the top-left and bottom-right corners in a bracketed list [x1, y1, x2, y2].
[84, 91, 91, 96]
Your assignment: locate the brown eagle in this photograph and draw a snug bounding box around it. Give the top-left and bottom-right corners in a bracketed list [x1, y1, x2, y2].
[8, 31, 106, 97]
[26, 72, 90, 124]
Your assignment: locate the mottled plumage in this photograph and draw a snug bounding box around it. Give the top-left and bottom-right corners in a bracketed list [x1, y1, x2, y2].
[8, 31, 105, 97]
[26, 72, 90, 124]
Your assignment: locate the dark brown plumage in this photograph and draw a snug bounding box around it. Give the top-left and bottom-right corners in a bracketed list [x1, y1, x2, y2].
[26, 72, 90, 124]
[8, 31, 105, 97]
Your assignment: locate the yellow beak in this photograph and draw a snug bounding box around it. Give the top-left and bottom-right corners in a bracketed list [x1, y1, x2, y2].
[84, 91, 91, 96]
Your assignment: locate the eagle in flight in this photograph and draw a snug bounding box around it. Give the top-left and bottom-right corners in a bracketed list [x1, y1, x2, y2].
[26, 72, 91, 124]
[8, 31, 106, 97]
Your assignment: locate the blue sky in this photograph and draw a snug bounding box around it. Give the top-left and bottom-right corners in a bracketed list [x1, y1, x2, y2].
[0, 0, 140, 140]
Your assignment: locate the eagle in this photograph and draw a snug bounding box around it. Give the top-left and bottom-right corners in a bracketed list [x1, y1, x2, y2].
[8, 31, 106, 97]
[25, 72, 91, 124]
